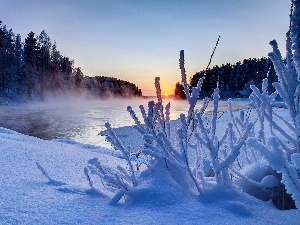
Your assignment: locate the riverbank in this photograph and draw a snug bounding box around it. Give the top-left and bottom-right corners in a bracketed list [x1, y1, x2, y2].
[0, 107, 299, 224]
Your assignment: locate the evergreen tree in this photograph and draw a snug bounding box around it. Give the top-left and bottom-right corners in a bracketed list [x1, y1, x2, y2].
[24, 31, 38, 99]
[0, 21, 5, 48]
[49, 41, 62, 92]
[74, 67, 84, 91]
[0, 27, 15, 95]
[5, 29, 16, 94]
[174, 82, 186, 99]
[13, 34, 24, 95]
[0, 25, 8, 94]
[37, 30, 51, 100]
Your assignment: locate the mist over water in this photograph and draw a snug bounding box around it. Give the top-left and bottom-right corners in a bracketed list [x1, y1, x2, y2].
[0, 97, 249, 148]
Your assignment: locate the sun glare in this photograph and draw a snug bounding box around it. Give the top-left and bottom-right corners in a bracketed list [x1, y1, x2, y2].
[163, 92, 169, 97]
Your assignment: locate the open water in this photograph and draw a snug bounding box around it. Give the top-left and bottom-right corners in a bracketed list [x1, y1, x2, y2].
[0, 97, 249, 148]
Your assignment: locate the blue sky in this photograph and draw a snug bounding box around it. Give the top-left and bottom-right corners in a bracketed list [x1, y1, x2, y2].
[0, 0, 291, 95]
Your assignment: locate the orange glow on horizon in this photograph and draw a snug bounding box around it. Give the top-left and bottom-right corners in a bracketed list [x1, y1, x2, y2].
[160, 84, 173, 98]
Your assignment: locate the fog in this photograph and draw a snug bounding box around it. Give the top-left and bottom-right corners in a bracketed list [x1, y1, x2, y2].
[0, 96, 249, 148]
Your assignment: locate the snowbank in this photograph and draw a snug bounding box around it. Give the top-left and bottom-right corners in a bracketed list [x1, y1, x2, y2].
[0, 126, 299, 224]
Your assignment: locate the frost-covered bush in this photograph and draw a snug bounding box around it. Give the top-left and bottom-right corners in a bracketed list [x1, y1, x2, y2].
[84, 122, 137, 204]
[84, 48, 258, 204]
[194, 88, 254, 186]
[246, 0, 300, 209]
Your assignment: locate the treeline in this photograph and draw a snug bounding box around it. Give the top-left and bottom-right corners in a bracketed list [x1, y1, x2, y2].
[0, 21, 142, 101]
[175, 57, 277, 99]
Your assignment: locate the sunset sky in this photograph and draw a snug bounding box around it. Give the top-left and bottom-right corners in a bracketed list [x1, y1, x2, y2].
[1, 0, 291, 96]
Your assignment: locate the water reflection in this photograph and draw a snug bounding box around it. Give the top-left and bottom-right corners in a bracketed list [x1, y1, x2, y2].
[0, 98, 249, 148]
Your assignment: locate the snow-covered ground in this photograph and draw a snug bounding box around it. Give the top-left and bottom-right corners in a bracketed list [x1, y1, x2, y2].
[1, 108, 299, 224]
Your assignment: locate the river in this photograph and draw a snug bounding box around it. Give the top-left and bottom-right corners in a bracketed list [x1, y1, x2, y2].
[0, 97, 249, 148]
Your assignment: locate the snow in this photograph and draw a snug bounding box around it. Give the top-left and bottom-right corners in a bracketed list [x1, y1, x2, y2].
[1, 111, 299, 224]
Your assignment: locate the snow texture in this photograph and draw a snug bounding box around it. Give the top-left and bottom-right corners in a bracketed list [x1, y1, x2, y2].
[1, 126, 300, 224]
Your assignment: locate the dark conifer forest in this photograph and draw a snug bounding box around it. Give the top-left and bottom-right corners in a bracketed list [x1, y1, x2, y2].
[0, 22, 142, 102]
[175, 57, 277, 99]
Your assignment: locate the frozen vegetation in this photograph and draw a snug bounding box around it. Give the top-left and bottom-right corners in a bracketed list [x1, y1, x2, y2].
[1, 1, 300, 224]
